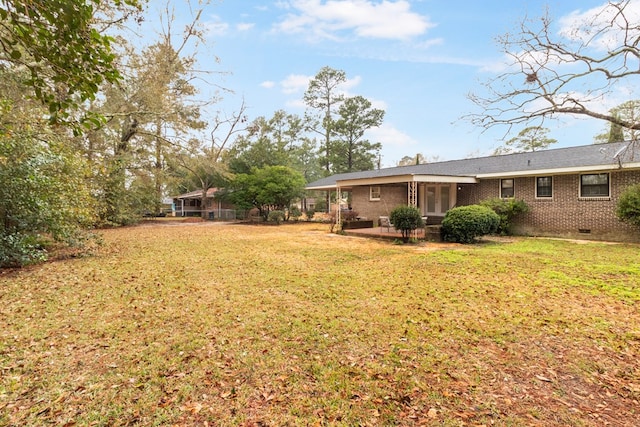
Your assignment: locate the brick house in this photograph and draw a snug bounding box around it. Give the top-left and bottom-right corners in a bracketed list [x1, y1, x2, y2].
[305, 141, 640, 242]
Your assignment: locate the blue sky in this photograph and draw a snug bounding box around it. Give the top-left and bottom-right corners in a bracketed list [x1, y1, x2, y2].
[141, 0, 625, 167]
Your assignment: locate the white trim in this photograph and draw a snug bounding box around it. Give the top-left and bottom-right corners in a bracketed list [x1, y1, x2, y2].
[579, 172, 610, 198]
[337, 174, 477, 187]
[535, 176, 553, 199]
[477, 162, 640, 178]
[369, 185, 381, 201]
[306, 184, 343, 190]
[412, 175, 478, 183]
[500, 178, 515, 198]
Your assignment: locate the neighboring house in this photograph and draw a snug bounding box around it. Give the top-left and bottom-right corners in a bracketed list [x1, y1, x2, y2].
[305, 141, 640, 242]
[172, 188, 237, 220]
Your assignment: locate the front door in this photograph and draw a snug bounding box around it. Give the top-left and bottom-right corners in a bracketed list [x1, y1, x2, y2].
[422, 184, 454, 216]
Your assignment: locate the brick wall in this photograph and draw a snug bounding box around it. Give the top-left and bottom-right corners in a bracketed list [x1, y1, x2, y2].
[473, 170, 640, 242]
[351, 184, 407, 221]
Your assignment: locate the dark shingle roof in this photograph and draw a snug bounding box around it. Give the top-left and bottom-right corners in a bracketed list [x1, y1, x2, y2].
[306, 141, 640, 189]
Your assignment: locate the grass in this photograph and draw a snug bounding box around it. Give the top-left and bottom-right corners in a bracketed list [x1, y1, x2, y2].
[1, 222, 639, 426]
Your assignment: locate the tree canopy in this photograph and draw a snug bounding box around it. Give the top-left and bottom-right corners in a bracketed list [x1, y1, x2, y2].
[332, 96, 384, 173]
[494, 126, 557, 154]
[468, 1, 640, 136]
[594, 100, 640, 143]
[0, 0, 142, 126]
[228, 166, 306, 220]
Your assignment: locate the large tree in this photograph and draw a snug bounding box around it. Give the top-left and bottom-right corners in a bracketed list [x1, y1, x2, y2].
[594, 100, 640, 143]
[227, 110, 322, 181]
[468, 1, 640, 136]
[494, 126, 557, 154]
[175, 102, 248, 219]
[332, 95, 384, 173]
[303, 66, 346, 174]
[82, 4, 212, 224]
[0, 0, 142, 127]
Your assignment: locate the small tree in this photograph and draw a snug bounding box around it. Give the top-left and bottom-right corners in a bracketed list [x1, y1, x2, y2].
[479, 198, 529, 235]
[442, 205, 500, 244]
[616, 184, 640, 228]
[389, 206, 424, 243]
[229, 165, 306, 221]
[305, 209, 316, 222]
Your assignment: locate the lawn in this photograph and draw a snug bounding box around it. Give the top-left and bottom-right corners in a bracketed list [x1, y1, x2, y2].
[1, 222, 639, 426]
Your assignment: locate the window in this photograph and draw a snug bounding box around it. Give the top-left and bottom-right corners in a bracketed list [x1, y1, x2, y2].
[370, 186, 381, 200]
[500, 179, 514, 198]
[536, 176, 553, 198]
[580, 173, 609, 197]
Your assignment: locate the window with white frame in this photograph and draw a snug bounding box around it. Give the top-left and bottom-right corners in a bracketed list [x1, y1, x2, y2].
[500, 179, 514, 198]
[370, 186, 381, 200]
[536, 176, 553, 198]
[580, 173, 609, 197]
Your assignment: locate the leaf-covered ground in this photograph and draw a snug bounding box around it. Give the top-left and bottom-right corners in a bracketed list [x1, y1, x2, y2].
[1, 221, 639, 426]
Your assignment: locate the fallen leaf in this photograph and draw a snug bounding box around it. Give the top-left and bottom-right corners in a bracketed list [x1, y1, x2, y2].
[427, 407, 438, 418]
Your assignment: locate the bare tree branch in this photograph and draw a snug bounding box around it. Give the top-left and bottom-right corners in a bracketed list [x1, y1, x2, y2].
[466, 0, 640, 134]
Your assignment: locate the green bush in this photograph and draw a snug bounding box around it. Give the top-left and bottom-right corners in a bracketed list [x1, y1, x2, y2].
[442, 205, 500, 243]
[0, 234, 47, 268]
[389, 205, 424, 243]
[1, 132, 96, 267]
[479, 198, 529, 235]
[289, 206, 302, 221]
[305, 209, 315, 221]
[616, 184, 640, 228]
[268, 210, 286, 224]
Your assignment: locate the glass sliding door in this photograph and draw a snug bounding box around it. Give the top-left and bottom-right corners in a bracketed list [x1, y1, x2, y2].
[421, 184, 454, 216]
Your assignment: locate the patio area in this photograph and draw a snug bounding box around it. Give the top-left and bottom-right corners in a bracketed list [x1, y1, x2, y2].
[342, 225, 442, 241]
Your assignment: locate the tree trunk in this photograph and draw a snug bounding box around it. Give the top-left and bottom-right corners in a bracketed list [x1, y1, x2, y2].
[154, 120, 163, 215]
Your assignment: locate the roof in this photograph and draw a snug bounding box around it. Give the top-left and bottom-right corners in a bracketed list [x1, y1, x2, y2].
[173, 188, 219, 199]
[306, 141, 640, 190]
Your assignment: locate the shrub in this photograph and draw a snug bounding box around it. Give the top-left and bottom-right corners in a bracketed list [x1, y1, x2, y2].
[0, 132, 96, 267]
[616, 184, 640, 228]
[341, 209, 359, 221]
[442, 205, 500, 243]
[267, 210, 285, 225]
[479, 198, 529, 235]
[389, 205, 424, 243]
[0, 234, 47, 268]
[289, 206, 302, 221]
[305, 209, 315, 221]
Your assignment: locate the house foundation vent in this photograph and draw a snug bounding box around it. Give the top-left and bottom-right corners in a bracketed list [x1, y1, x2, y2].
[578, 229, 591, 234]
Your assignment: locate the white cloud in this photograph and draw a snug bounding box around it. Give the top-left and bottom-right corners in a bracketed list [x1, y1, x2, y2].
[367, 123, 418, 150]
[558, 1, 640, 52]
[280, 73, 312, 94]
[237, 23, 255, 31]
[369, 97, 387, 110]
[260, 81, 276, 89]
[278, 72, 364, 97]
[285, 98, 307, 110]
[341, 75, 361, 91]
[274, 0, 435, 41]
[203, 15, 230, 37]
[414, 38, 444, 50]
